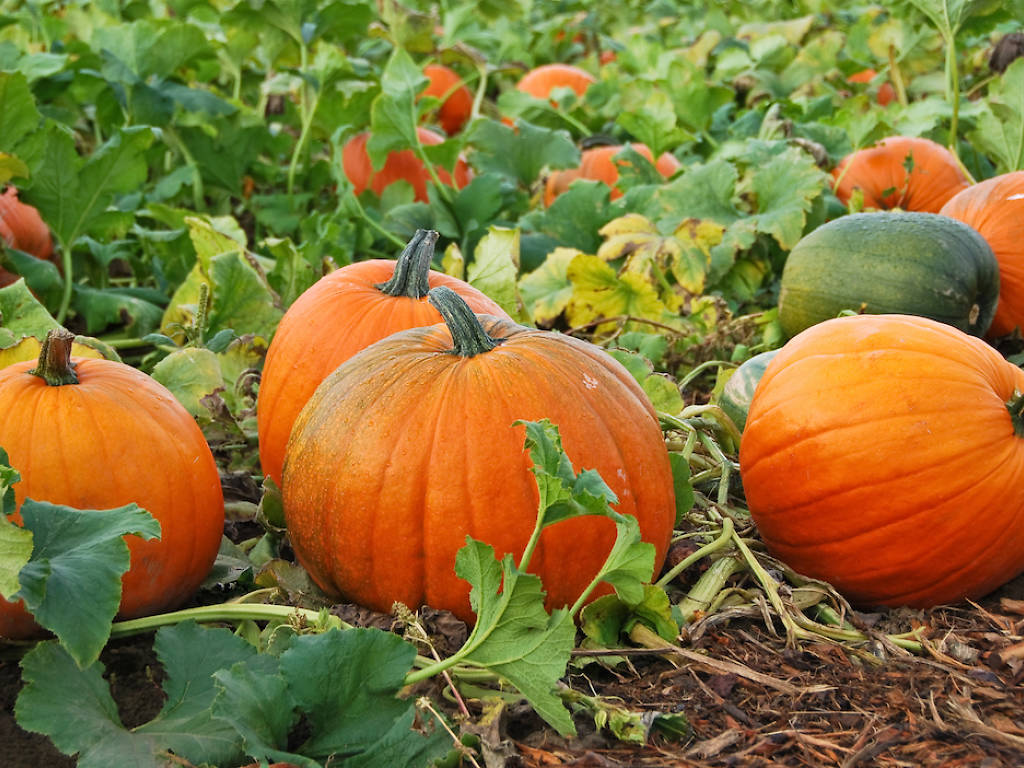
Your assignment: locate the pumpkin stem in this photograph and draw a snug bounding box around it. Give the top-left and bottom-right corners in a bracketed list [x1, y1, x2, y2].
[29, 328, 79, 386]
[375, 229, 440, 299]
[1007, 390, 1024, 437]
[427, 285, 501, 357]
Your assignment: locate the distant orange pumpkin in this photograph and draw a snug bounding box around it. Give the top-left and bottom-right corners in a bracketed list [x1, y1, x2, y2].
[544, 143, 681, 206]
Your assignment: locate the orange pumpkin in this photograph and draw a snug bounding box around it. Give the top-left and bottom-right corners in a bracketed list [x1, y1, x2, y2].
[421, 63, 474, 135]
[831, 136, 970, 213]
[846, 68, 896, 107]
[0, 328, 224, 638]
[257, 230, 509, 488]
[341, 127, 472, 202]
[740, 313, 1024, 608]
[516, 63, 595, 103]
[0, 187, 56, 288]
[281, 286, 676, 623]
[544, 143, 681, 206]
[940, 171, 1024, 338]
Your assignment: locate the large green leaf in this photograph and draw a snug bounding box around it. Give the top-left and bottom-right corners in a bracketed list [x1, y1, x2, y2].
[968, 58, 1024, 172]
[466, 118, 580, 186]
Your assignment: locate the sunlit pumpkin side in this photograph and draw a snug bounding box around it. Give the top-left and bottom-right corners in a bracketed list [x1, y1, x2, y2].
[739, 313, 1024, 609]
[0, 328, 224, 639]
[281, 286, 676, 623]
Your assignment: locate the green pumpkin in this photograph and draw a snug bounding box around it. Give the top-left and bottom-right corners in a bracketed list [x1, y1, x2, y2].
[778, 212, 999, 338]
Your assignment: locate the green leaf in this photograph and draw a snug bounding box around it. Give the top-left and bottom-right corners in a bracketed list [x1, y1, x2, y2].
[466, 118, 579, 187]
[523, 180, 617, 254]
[71, 285, 164, 336]
[14, 501, 160, 667]
[24, 125, 155, 248]
[580, 584, 678, 647]
[517, 246, 578, 325]
[0, 278, 60, 347]
[207, 252, 284, 340]
[616, 89, 691, 159]
[0, 72, 42, 153]
[466, 226, 521, 319]
[589, 512, 656, 607]
[968, 58, 1024, 172]
[136, 622, 259, 765]
[150, 347, 225, 419]
[266, 237, 318, 309]
[281, 628, 448, 761]
[605, 349, 684, 415]
[455, 540, 578, 736]
[655, 159, 741, 230]
[748, 146, 828, 250]
[669, 453, 696, 525]
[367, 47, 428, 168]
[0, 247, 62, 306]
[16, 642, 166, 768]
[905, 0, 998, 38]
[0, 451, 30, 599]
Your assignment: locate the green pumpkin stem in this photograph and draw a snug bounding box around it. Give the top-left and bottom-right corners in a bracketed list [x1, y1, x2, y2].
[29, 328, 79, 386]
[1007, 390, 1024, 437]
[375, 229, 440, 298]
[428, 285, 500, 357]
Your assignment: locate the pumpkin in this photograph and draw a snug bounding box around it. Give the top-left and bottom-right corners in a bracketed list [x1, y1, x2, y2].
[831, 136, 970, 213]
[939, 171, 1024, 338]
[0, 328, 224, 639]
[257, 229, 509, 488]
[516, 63, 596, 103]
[846, 68, 896, 106]
[717, 349, 779, 433]
[421, 63, 474, 135]
[0, 187, 56, 288]
[739, 313, 1024, 608]
[341, 127, 472, 202]
[777, 211, 999, 338]
[281, 286, 676, 623]
[544, 143, 681, 206]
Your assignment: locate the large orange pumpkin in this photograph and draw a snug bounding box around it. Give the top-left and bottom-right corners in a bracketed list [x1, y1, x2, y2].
[421, 63, 474, 135]
[739, 313, 1024, 608]
[516, 63, 596, 103]
[341, 127, 472, 202]
[257, 230, 509, 488]
[939, 171, 1024, 338]
[544, 143, 681, 206]
[0, 328, 224, 638]
[0, 187, 56, 288]
[831, 136, 970, 213]
[281, 286, 676, 623]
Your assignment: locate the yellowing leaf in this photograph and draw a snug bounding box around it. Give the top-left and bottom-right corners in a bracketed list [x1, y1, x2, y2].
[0, 335, 110, 372]
[518, 247, 581, 325]
[597, 215, 685, 312]
[597, 213, 657, 240]
[442, 241, 465, 280]
[565, 254, 676, 333]
[467, 226, 524, 321]
[672, 219, 723, 294]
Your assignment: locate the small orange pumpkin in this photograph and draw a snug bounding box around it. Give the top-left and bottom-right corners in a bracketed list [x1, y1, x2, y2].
[281, 286, 676, 623]
[831, 136, 970, 213]
[846, 68, 896, 107]
[544, 143, 681, 206]
[516, 63, 596, 103]
[0, 187, 56, 288]
[421, 63, 474, 135]
[740, 313, 1024, 608]
[257, 230, 509, 488]
[0, 328, 224, 638]
[341, 127, 472, 202]
[939, 171, 1024, 338]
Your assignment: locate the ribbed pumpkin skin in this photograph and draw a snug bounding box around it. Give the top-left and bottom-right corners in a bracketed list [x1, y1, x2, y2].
[740, 313, 1024, 608]
[777, 212, 999, 338]
[516, 63, 596, 101]
[544, 144, 681, 206]
[282, 316, 676, 623]
[939, 171, 1024, 338]
[257, 262, 508, 487]
[422, 64, 473, 135]
[341, 127, 472, 202]
[831, 136, 970, 213]
[0, 357, 224, 638]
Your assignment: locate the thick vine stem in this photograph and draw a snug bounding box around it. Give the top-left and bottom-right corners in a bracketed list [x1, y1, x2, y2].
[375, 229, 440, 298]
[428, 285, 502, 357]
[1007, 390, 1024, 437]
[29, 328, 79, 386]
